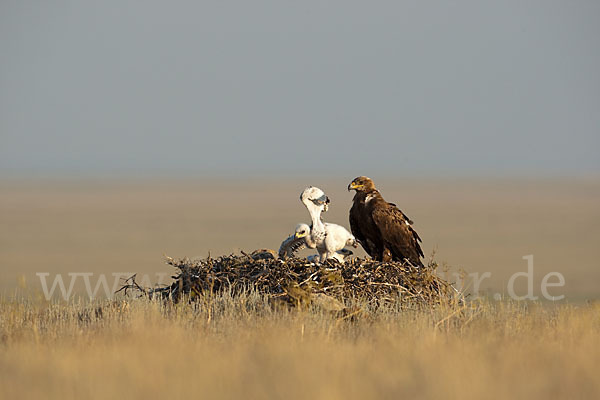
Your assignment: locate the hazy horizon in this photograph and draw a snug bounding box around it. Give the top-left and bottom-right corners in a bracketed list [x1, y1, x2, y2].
[2, 1, 599, 179]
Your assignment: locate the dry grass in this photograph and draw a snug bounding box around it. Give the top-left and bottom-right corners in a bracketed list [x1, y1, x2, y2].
[1, 294, 599, 400]
[1, 178, 598, 398]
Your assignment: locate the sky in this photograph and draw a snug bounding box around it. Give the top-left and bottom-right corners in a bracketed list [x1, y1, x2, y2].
[1, 0, 599, 178]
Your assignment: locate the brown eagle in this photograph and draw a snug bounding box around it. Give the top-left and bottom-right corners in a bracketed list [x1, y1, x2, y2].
[348, 176, 424, 267]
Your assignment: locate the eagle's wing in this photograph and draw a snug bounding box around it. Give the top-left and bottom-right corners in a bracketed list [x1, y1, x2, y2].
[371, 203, 424, 266]
[278, 234, 307, 259]
[349, 203, 363, 246]
[349, 202, 378, 257]
[392, 206, 422, 244]
[388, 203, 414, 225]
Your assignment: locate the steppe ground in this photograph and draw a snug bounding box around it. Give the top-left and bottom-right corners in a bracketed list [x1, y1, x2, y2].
[1, 177, 598, 298]
[1, 177, 599, 399]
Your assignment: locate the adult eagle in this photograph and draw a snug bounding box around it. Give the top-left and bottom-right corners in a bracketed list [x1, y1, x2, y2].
[348, 176, 424, 267]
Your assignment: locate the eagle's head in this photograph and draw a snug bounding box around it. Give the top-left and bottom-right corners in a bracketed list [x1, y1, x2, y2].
[348, 176, 376, 192]
[300, 186, 330, 212]
[294, 223, 311, 239]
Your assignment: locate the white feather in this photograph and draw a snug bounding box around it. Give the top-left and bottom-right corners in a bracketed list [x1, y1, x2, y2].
[296, 194, 357, 263]
[281, 186, 354, 262]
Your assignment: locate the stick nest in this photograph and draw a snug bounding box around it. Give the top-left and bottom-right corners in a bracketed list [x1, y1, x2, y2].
[120, 252, 460, 310]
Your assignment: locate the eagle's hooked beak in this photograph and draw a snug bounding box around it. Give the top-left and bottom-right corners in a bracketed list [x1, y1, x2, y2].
[348, 182, 361, 191]
[310, 196, 330, 212]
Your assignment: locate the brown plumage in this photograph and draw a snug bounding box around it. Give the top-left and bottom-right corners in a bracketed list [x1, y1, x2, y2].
[348, 176, 424, 267]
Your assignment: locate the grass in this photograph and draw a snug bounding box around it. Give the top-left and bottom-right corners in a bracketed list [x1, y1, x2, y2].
[1, 293, 599, 399]
[1, 178, 598, 398]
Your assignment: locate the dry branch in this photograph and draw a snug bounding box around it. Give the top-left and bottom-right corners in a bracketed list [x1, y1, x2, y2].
[119, 252, 461, 310]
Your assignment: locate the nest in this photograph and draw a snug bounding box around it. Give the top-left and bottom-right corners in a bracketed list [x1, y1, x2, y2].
[119, 251, 460, 311]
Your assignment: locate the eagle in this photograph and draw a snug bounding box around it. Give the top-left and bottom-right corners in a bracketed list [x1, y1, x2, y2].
[348, 176, 424, 267]
[293, 222, 357, 262]
[278, 186, 357, 262]
[299, 186, 330, 249]
[278, 224, 355, 262]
